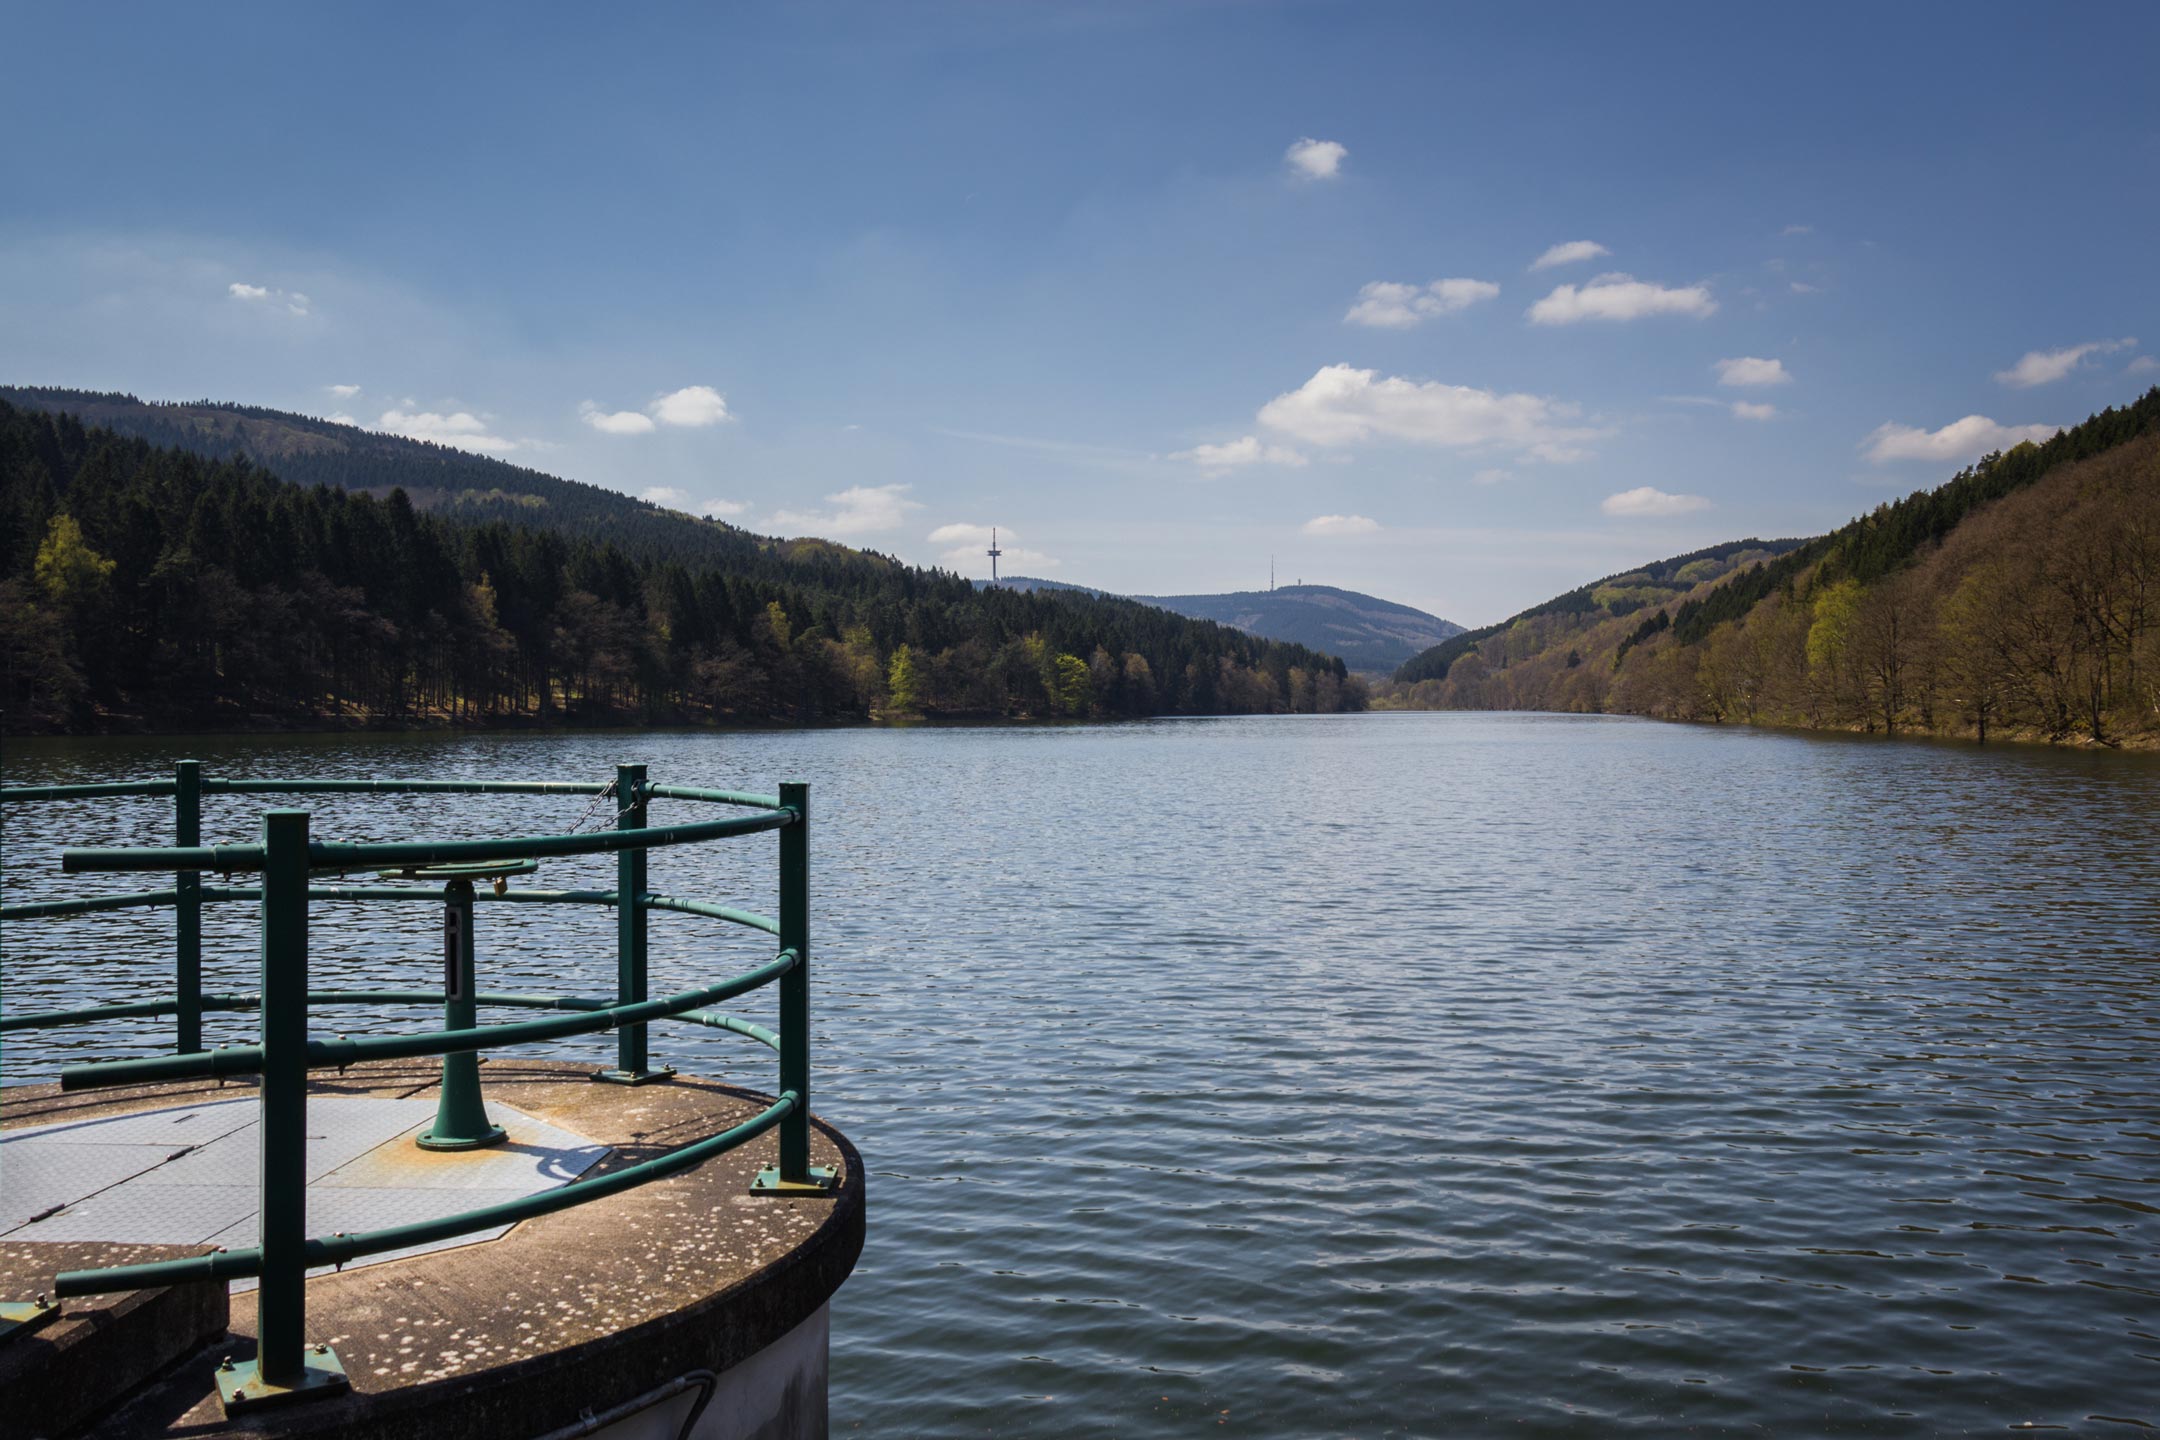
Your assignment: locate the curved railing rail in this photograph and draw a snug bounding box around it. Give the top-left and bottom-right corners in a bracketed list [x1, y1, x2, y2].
[0, 761, 829, 1408]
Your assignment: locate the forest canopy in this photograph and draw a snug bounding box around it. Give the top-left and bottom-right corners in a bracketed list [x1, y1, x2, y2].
[0, 398, 1366, 733]
[1383, 388, 2160, 747]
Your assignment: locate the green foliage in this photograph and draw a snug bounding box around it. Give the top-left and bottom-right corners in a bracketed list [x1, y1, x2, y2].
[33, 514, 115, 608]
[0, 397, 1364, 732]
[1805, 578, 1863, 672]
[885, 644, 922, 713]
[1047, 652, 1092, 715]
[1666, 387, 2160, 650]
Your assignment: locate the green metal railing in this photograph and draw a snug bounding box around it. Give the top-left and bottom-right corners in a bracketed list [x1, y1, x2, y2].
[0, 762, 834, 1411]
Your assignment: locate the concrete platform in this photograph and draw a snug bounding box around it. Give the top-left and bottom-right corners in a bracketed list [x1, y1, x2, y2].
[4, 1093, 610, 1285]
[0, 1061, 864, 1438]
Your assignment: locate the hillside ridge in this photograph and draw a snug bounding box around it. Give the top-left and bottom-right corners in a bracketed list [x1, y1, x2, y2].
[1385, 387, 2160, 747]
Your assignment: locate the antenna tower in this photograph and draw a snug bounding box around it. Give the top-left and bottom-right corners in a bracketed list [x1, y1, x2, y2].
[987, 526, 1004, 586]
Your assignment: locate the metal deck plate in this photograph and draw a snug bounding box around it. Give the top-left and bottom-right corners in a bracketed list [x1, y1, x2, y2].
[0, 1097, 609, 1280]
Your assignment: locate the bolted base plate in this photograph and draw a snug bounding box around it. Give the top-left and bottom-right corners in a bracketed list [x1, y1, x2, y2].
[415, 1124, 508, 1151]
[217, 1346, 351, 1413]
[750, 1164, 838, 1196]
[0, 1298, 58, 1342]
[591, 1065, 677, 1087]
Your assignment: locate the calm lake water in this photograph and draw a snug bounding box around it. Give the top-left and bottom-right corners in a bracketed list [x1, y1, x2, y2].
[4, 713, 2158, 1435]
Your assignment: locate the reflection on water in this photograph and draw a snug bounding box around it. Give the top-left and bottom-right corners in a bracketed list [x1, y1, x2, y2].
[5, 714, 2158, 1435]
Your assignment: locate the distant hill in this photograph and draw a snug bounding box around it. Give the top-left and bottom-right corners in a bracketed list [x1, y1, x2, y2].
[1392, 537, 1808, 686]
[1132, 586, 1463, 674]
[0, 386, 786, 573]
[979, 576, 1107, 596]
[1387, 386, 2160, 747]
[975, 578, 1461, 672]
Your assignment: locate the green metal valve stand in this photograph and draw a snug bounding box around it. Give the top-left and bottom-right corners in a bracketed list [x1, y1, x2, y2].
[417, 871, 508, 1150]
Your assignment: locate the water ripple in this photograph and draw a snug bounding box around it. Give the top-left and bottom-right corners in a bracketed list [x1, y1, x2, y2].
[4, 714, 2158, 1435]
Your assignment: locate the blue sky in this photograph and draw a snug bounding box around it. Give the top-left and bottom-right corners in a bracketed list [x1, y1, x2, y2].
[4, 3, 2155, 626]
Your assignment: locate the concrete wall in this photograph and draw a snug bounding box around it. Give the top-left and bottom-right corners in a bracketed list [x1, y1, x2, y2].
[575, 1304, 830, 1440]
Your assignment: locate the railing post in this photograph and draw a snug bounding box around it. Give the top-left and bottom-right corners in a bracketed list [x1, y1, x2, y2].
[595, 763, 667, 1085]
[219, 809, 349, 1411]
[753, 781, 833, 1194]
[174, 760, 202, 1054]
[417, 877, 505, 1149]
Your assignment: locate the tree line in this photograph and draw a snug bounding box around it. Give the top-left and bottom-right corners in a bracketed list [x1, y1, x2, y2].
[1383, 388, 2160, 746]
[0, 400, 1366, 733]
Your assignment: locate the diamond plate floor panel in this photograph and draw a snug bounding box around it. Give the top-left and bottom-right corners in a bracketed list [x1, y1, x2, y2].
[0, 1097, 609, 1278]
[0, 1141, 191, 1232]
[317, 1112, 606, 1191]
[4, 1096, 257, 1147]
[17, 1182, 260, 1244]
[149, 1097, 435, 1186]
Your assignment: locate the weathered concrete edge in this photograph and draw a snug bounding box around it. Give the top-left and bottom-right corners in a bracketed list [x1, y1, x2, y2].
[201, 1103, 862, 1440]
[0, 1246, 228, 1440]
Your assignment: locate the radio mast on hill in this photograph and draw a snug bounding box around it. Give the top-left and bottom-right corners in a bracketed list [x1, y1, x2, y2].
[987, 527, 1004, 586]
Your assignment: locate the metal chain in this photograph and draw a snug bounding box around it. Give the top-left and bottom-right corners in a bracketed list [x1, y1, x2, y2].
[563, 780, 618, 835]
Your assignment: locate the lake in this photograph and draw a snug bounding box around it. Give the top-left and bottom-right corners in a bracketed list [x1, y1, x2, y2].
[4, 713, 2157, 1435]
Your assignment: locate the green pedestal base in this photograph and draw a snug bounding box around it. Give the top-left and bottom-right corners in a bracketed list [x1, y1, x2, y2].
[592, 1065, 677, 1086]
[750, 1164, 837, 1196]
[0, 1298, 58, 1342]
[217, 1346, 350, 1413]
[416, 1124, 507, 1151]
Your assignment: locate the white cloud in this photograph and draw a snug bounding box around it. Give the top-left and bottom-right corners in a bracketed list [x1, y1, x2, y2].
[1529, 240, 1611, 271]
[374, 409, 521, 454]
[1994, 338, 2136, 388]
[928, 523, 1055, 572]
[1780, 224, 1814, 237]
[1731, 401, 1778, 421]
[650, 384, 732, 427]
[582, 385, 733, 433]
[1302, 514, 1380, 537]
[1714, 356, 1792, 387]
[228, 281, 309, 316]
[1603, 487, 1710, 517]
[581, 401, 657, 435]
[1862, 415, 2061, 464]
[1170, 435, 1310, 472]
[2128, 355, 2159, 375]
[1470, 468, 1512, 486]
[702, 498, 748, 518]
[1528, 273, 1715, 324]
[641, 487, 693, 509]
[327, 383, 361, 398]
[769, 483, 920, 536]
[1788, 281, 1821, 295]
[1284, 137, 1347, 180]
[927, 522, 997, 547]
[1344, 278, 1500, 328]
[1257, 364, 1599, 462]
[325, 412, 357, 426]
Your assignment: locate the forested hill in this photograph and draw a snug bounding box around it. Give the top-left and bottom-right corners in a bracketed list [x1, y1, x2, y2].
[1129, 585, 1463, 674]
[0, 386, 780, 574]
[1392, 537, 1807, 686]
[0, 398, 1366, 734]
[1386, 387, 2160, 747]
[979, 578, 1465, 673]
